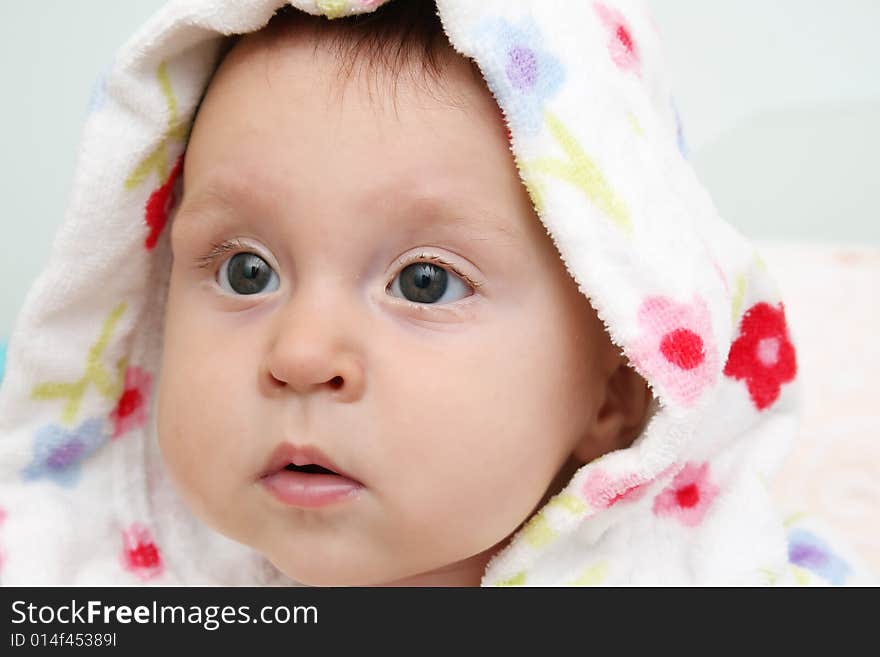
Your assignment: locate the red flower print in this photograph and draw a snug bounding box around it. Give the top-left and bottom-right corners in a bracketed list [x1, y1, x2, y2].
[109, 366, 152, 440]
[652, 462, 719, 527]
[593, 2, 641, 75]
[723, 302, 797, 411]
[144, 154, 184, 251]
[121, 523, 163, 580]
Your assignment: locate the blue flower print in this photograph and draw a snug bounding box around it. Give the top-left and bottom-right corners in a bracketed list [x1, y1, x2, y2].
[88, 74, 107, 114]
[472, 16, 565, 136]
[787, 528, 851, 586]
[21, 417, 108, 488]
[87, 61, 115, 115]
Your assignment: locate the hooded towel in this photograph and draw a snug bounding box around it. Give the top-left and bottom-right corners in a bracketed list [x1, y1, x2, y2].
[0, 0, 870, 586]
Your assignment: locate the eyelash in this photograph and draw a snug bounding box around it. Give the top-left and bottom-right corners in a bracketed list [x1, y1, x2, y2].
[392, 253, 483, 291]
[194, 238, 483, 291]
[195, 238, 250, 270]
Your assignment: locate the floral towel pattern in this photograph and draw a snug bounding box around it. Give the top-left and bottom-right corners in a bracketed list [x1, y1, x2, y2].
[0, 0, 861, 587]
[21, 418, 108, 488]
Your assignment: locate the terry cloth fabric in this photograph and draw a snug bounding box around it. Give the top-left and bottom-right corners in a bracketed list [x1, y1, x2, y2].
[0, 0, 873, 586]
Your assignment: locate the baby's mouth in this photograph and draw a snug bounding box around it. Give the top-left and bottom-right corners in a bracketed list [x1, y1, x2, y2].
[260, 442, 361, 483]
[258, 442, 365, 509]
[284, 463, 338, 475]
[262, 452, 365, 508]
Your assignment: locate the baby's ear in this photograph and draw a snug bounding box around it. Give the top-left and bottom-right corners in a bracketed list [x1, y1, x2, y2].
[572, 355, 654, 464]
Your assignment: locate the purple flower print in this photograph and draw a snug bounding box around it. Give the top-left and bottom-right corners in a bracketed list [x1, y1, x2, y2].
[506, 45, 539, 90]
[473, 16, 565, 136]
[21, 418, 108, 488]
[788, 529, 851, 586]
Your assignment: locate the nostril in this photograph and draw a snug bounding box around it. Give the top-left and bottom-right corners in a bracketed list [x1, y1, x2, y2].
[329, 376, 343, 390]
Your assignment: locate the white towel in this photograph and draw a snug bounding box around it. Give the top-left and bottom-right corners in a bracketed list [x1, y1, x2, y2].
[0, 0, 873, 585]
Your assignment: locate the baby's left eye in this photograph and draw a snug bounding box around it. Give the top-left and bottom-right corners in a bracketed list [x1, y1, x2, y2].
[387, 262, 472, 305]
[218, 252, 280, 296]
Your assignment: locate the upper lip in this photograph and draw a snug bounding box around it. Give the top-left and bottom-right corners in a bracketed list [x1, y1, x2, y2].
[260, 442, 362, 484]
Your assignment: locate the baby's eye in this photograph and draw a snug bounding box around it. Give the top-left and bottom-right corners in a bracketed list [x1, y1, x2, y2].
[387, 261, 472, 305]
[218, 252, 280, 295]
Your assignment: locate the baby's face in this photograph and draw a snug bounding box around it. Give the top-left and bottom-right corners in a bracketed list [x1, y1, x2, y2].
[158, 27, 618, 586]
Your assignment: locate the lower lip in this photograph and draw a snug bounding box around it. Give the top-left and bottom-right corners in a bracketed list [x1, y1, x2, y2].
[261, 470, 364, 508]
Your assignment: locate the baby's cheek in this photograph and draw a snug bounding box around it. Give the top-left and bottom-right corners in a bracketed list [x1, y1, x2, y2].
[156, 401, 245, 540]
[156, 396, 197, 495]
[156, 369, 219, 505]
[402, 442, 550, 557]
[380, 363, 563, 543]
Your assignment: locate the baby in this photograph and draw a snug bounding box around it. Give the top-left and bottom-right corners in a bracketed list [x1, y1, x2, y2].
[157, 3, 653, 586]
[3, 0, 862, 587]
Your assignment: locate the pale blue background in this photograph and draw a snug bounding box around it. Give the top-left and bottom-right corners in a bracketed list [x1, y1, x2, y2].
[1, 0, 878, 339]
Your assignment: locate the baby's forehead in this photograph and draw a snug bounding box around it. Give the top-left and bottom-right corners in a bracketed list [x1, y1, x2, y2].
[181, 6, 535, 257]
[223, 3, 486, 114]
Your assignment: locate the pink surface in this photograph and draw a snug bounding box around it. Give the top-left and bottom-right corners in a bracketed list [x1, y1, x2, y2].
[760, 241, 880, 571]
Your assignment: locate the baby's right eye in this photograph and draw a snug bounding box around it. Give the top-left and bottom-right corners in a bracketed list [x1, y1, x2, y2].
[218, 252, 280, 295]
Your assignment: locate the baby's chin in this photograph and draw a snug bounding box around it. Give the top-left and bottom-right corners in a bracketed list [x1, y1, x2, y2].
[258, 529, 469, 587]
[261, 530, 502, 587]
[264, 552, 401, 587]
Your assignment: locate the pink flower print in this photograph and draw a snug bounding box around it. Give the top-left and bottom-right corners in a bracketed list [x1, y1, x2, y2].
[121, 523, 163, 580]
[629, 294, 719, 408]
[582, 469, 650, 509]
[593, 2, 641, 75]
[723, 302, 797, 411]
[109, 366, 152, 440]
[652, 462, 719, 527]
[582, 464, 679, 510]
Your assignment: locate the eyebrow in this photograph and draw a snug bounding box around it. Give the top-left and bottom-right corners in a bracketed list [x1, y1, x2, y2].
[171, 184, 255, 244]
[173, 184, 240, 229]
[172, 182, 524, 249]
[393, 194, 523, 247]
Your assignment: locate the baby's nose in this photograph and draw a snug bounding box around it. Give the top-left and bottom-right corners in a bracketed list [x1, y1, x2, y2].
[263, 295, 366, 402]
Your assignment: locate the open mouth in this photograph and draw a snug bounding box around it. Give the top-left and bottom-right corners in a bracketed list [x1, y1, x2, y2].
[261, 445, 365, 508]
[260, 442, 364, 487]
[284, 463, 338, 475]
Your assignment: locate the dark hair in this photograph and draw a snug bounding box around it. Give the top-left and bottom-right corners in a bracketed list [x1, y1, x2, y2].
[259, 0, 482, 101]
